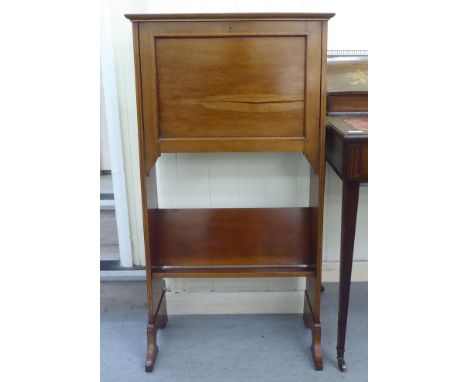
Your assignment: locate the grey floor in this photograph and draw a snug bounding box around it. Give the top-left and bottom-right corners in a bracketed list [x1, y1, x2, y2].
[101, 282, 367, 382]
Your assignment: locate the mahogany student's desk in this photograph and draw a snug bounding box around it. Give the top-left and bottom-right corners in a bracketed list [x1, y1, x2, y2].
[125, 13, 334, 372]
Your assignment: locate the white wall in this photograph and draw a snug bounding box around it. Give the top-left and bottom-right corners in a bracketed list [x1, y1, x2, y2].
[101, 0, 368, 288]
[156, 153, 310, 209]
[100, 76, 111, 171]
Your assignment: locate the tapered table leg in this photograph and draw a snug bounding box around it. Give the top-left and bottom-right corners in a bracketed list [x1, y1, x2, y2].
[337, 181, 360, 371]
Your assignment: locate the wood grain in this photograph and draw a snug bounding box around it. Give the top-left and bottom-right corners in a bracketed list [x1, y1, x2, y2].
[145, 277, 167, 372]
[156, 36, 306, 138]
[152, 266, 315, 278]
[325, 90, 368, 370]
[159, 137, 304, 153]
[127, 14, 334, 372]
[125, 13, 335, 21]
[336, 181, 360, 372]
[326, 115, 368, 183]
[327, 91, 368, 113]
[303, 22, 323, 172]
[148, 208, 317, 267]
[134, 18, 328, 170]
[132, 20, 157, 317]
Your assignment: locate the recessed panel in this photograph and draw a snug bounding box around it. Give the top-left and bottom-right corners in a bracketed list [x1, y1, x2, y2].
[155, 36, 306, 138]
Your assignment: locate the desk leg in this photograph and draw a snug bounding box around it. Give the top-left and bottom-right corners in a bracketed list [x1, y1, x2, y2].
[145, 277, 168, 372]
[337, 181, 360, 372]
[303, 274, 323, 370]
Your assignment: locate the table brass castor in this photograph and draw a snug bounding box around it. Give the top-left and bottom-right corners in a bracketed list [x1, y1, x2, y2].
[338, 358, 347, 372]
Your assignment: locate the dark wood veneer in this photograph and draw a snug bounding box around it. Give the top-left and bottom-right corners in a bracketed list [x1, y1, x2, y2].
[327, 91, 368, 113]
[148, 208, 316, 267]
[326, 124, 368, 183]
[325, 91, 367, 372]
[125, 13, 335, 21]
[153, 266, 315, 278]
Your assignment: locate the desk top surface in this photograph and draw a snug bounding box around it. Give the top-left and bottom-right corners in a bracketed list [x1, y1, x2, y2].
[125, 13, 335, 21]
[327, 115, 368, 138]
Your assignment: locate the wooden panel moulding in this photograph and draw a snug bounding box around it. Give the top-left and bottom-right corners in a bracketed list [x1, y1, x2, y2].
[155, 36, 306, 138]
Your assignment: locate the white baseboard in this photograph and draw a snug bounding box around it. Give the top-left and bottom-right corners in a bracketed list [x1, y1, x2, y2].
[166, 291, 306, 314]
[100, 269, 146, 281]
[322, 261, 367, 282]
[101, 262, 367, 314]
[164, 262, 367, 314]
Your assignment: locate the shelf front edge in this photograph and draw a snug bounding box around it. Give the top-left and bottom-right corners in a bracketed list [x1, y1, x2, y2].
[152, 266, 316, 278]
[159, 137, 305, 153]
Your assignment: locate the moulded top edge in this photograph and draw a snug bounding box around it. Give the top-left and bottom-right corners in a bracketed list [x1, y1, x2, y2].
[124, 13, 335, 22]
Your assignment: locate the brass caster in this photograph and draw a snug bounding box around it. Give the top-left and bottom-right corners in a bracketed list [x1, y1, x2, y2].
[338, 358, 347, 372]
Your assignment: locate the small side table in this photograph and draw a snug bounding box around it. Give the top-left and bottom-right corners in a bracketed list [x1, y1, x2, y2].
[326, 101, 368, 371]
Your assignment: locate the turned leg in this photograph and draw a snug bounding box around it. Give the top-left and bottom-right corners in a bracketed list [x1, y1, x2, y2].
[336, 181, 360, 372]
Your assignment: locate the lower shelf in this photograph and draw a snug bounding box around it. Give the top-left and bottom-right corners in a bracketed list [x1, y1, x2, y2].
[152, 265, 316, 278]
[147, 207, 318, 270]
